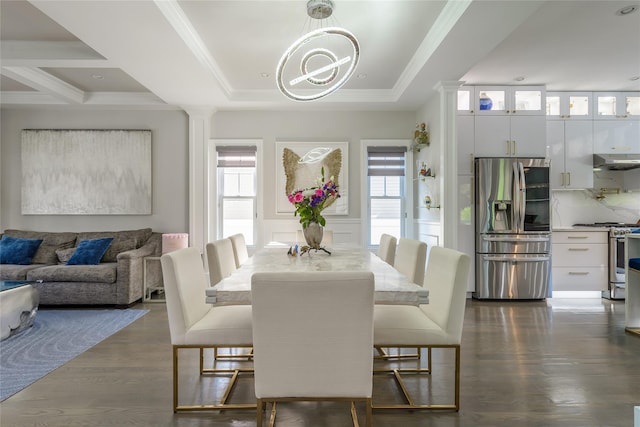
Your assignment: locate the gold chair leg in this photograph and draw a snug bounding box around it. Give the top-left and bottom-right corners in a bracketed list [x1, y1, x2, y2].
[268, 401, 277, 427]
[174, 345, 256, 412]
[372, 345, 460, 411]
[256, 398, 263, 426]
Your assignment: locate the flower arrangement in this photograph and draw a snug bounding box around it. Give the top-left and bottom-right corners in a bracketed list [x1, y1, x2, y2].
[287, 167, 340, 229]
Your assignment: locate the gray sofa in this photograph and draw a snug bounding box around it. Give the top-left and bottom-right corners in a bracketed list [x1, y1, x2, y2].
[0, 228, 162, 307]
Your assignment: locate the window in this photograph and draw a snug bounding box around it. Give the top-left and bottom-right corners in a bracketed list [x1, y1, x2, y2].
[367, 146, 407, 246]
[216, 146, 257, 245]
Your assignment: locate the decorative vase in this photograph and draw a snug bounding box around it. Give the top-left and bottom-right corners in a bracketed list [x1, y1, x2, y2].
[303, 222, 324, 249]
[479, 92, 493, 110]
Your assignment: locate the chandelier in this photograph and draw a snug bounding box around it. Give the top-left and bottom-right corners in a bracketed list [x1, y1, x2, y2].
[276, 0, 360, 102]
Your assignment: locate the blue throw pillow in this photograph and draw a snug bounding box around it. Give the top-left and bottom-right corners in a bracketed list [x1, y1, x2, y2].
[630, 258, 640, 271]
[66, 238, 114, 265]
[0, 236, 44, 265]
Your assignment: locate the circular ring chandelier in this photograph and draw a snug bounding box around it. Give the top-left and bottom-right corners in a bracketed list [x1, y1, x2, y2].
[276, 1, 360, 102]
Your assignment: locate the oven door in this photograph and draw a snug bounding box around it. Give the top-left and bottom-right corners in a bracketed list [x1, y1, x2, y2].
[609, 235, 626, 284]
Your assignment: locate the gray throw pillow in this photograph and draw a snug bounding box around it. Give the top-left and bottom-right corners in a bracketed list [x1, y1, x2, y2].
[56, 247, 76, 264]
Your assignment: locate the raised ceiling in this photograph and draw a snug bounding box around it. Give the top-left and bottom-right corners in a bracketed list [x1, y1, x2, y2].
[1, 0, 639, 111]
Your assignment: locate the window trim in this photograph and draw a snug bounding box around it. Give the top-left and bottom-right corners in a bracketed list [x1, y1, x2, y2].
[360, 139, 414, 249]
[210, 139, 263, 248]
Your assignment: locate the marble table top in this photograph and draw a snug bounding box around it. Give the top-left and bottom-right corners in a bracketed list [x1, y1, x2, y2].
[205, 247, 428, 306]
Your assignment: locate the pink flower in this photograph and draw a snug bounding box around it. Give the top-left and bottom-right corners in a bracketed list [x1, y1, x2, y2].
[315, 189, 324, 197]
[293, 192, 304, 203]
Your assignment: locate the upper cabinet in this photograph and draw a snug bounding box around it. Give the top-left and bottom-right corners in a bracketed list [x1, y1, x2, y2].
[594, 92, 640, 120]
[474, 86, 545, 116]
[546, 92, 592, 120]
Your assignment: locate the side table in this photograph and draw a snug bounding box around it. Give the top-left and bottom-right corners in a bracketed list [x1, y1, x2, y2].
[143, 256, 165, 302]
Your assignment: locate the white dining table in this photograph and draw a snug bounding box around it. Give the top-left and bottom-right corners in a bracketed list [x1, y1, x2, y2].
[205, 246, 429, 305]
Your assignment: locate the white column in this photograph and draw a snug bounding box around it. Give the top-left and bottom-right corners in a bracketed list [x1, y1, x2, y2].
[186, 109, 214, 254]
[434, 81, 463, 249]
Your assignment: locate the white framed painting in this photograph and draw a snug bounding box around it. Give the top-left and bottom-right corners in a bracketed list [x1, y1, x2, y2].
[275, 141, 348, 215]
[21, 129, 152, 215]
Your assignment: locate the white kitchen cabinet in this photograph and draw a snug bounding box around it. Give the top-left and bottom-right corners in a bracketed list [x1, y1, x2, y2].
[546, 120, 593, 189]
[594, 92, 640, 120]
[457, 87, 476, 115]
[546, 92, 592, 120]
[474, 86, 545, 116]
[456, 115, 475, 175]
[475, 115, 546, 157]
[551, 230, 608, 293]
[593, 120, 640, 154]
[457, 174, 475, 292]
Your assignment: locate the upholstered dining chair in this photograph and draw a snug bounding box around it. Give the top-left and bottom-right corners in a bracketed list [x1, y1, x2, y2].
[373, 246, 470, 411]
[393, 238, 427, 285]
[377, 233, 397, 265]
[229, 233, 249, 268]
[206, 238, 237, 286]
[251, 271, 375, 427]
[206, 238, 253, 361]
[160, 247, 254, 412]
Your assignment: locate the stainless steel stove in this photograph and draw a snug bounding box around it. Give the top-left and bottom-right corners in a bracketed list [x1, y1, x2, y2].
[573, 222, 640, 299]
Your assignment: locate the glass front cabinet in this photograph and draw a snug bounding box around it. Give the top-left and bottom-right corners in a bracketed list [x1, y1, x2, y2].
[546, 92, 592, 119]
[594, 92, 640, 120]
[457, 86, 545, 116]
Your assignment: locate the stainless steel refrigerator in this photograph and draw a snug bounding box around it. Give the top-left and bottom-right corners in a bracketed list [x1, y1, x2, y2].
[474, 157, 551, 299]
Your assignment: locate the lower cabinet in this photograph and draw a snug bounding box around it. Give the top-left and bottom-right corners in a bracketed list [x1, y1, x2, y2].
[552, 230, 608, 292]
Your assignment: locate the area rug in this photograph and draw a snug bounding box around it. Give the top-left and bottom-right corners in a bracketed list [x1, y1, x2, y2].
[0, 308, 148, 401]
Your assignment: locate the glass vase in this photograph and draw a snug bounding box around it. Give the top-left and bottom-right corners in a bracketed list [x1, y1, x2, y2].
[303, 222, 324, 249]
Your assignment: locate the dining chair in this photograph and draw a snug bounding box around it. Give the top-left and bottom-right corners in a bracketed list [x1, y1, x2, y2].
[377, 233, 397, 265]
[229, 233, 249, 268]
[160, 247, 254, 412]
[251, 271, 375, 427]
[206, 238, 237, 286]
[206, 238, 253, 361]
[373, 246, 470, 411]
[393, 238, 427, 285]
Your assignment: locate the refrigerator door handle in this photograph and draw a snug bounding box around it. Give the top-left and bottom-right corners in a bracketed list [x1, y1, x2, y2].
[483, 236, 550, 242]
[483, 255, 550, 262]
[518, 162, 526, 231]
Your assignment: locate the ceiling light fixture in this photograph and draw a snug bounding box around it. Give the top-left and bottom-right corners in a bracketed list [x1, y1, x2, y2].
[91, 74, 104, 80]
[615, 5, 638, 15]
[276, 0, 360, 102]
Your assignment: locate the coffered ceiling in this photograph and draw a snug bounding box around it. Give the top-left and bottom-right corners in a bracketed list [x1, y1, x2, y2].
[1, 0, 639, 111]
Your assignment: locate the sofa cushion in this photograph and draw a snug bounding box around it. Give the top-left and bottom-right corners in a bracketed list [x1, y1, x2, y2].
[56, 247, 76, 264]
[0, 236, 43, 265]
[67, 238, 113, 265]
[0, 264, 46, 281]
[3, 230, 77, 265]
[76, 228, 152, 249]
[26, 263, 117, 284]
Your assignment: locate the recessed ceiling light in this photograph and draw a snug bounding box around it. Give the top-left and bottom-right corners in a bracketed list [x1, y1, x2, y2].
[260, 72, 270, 78]
[357, 73, 367, 79]
[630, 76, 640, 81]
[615, 5, 637, 15]
[514, 76, 525, 82]
[91, 74, 104, 80]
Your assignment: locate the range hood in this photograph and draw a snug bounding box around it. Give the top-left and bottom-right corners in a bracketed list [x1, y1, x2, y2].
[593, 153, 640, 171]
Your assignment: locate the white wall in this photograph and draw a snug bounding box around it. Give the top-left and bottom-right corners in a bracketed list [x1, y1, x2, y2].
[0, 108, 189, 234]
[210, 110, 416, 247]
[414, 93, 442, 250]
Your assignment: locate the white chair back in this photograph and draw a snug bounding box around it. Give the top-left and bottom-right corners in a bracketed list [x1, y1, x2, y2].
[205, 238, 237, 286]
[161, 247, 209, 345]
[377, 233, 397, 265]
[393, 238, 427, 285]
[251, 271, 374, 399]
[420, 246, 471, 344]
[229, 233, 248, 268]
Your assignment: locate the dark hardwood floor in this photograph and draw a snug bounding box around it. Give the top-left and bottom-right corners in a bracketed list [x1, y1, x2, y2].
[1, 298, 638, 426]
